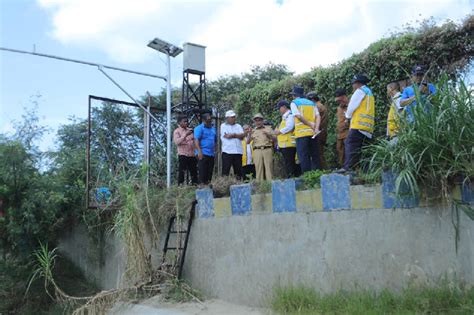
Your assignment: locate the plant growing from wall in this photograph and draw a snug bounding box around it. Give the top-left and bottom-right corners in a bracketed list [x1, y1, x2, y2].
[302, 170, 330, 189]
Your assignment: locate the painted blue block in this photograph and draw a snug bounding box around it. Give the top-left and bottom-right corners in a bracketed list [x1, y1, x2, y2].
[195, 188, 214, 218]
[272, 179, 296, 213]
[382, 171, 419, 208]
[461, 180, 474, 205]
[230, 184, 252, 215]
[321, 174, 351, 211]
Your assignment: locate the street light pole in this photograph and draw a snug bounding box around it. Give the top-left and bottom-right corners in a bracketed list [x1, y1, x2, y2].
[147, 37, 183, 188]
[166, 52, 172, 188]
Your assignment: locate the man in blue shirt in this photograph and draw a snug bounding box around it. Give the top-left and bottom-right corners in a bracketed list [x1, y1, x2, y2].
[400, 65, 437, 122]
[194, 113, 217, 184]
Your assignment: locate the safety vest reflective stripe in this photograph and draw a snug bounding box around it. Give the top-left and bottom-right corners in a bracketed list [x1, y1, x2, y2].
[360, 114, 375, 120]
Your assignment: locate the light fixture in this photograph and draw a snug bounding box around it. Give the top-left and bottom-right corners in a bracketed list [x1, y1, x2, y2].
[147, 38, 183, 57]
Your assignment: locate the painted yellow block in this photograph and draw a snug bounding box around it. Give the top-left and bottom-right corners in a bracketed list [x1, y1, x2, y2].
[452, 185, 462, 202]
[214, 197, 231, 218]
[350, 185, 383, 210]
[296, 189, 323, 212]
[251, 193, 272, 214]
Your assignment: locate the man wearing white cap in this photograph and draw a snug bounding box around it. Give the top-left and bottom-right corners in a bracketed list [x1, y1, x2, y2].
[220, 110, 245, 179]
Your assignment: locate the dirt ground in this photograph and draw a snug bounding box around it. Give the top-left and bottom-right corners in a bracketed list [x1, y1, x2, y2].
[110, 298, 271, 315]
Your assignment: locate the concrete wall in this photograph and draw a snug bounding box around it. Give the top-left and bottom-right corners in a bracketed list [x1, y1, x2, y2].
[59, 224, 165, 290]
[58, 224, 126, 289]
[183, 206, 473, 307]
[59, 173, 474, 307]
[184, 174, 474, 306]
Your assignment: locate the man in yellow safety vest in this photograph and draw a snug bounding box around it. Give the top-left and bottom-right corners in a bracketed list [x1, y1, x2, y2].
[273, 100, 297, 178]
[337, 74, 375, 173]
[289, 85, 321, 174]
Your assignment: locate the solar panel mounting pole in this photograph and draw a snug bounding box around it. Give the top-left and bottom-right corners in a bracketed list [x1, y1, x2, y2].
[166, 52, 172, 188]
[147, 38, 183, 188]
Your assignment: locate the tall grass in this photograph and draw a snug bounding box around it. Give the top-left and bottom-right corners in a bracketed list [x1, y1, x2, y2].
[111, 172, 195, 283]
[271, 286, 474, 314]
[365, 75, 473, 198]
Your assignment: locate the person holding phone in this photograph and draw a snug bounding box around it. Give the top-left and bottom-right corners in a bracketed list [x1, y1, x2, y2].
[173, 116, 198, 185]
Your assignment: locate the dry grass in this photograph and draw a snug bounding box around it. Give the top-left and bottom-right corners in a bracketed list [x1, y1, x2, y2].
[210, 176, 242, 198]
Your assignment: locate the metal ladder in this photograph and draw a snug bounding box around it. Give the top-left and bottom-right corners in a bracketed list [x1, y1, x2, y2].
[161, 200, 197, 279]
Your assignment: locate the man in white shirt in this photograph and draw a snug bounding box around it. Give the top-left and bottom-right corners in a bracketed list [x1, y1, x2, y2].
[220, 110, 245, 179]
[338, 74, 375, 173]
[274, 100, 297, 178]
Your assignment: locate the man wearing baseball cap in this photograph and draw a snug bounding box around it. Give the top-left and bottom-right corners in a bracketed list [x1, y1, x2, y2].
[274, 100, 297, 178]
[400, 65, 437, 122]
[289, 85, 321, 173]
[220, 110, 245, 179]
[337, 74, 375, 173]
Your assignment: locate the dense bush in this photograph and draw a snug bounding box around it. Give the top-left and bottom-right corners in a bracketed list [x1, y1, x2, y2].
[229, 16, 473, 168]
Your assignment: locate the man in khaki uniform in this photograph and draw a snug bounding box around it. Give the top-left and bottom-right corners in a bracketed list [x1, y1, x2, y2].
[306, 92, 328, 169]
[248, 113, 274, 181]
[334, 88, 350, 167]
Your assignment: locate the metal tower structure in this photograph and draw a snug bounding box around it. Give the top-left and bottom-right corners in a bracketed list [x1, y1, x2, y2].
[173, 43, 208, 125]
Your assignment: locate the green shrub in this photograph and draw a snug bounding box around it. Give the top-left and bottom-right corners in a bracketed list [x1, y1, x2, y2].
[302, 170, 329, 189]
[232, 16, 473, 169]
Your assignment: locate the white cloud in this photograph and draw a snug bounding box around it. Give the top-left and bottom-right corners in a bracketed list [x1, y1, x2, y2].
[37, 0, 473, 78]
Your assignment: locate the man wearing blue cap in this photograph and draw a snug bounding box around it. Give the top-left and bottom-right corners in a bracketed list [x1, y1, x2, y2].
[289, 85, 321, 173]
[400, 65, 437, 122]
[337, 74, 375, 173]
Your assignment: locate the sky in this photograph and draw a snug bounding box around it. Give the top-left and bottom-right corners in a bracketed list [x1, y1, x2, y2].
[1, 0, 473, 150]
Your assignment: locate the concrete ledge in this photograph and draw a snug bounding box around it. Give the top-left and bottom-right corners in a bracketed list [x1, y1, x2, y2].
[272, 179, 296, 213]
[350, 185, 383, 210]
[382, 171, 419, 208]
[195, 174, 472, 219]
[296, 189, 323, 212]
[196, 188, 214, 218]
[230, 184, 252, 215]
[321, 174, 351, 211]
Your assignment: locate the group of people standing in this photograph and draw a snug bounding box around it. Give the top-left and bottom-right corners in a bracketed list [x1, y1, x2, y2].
[173, 64, 436, 185]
